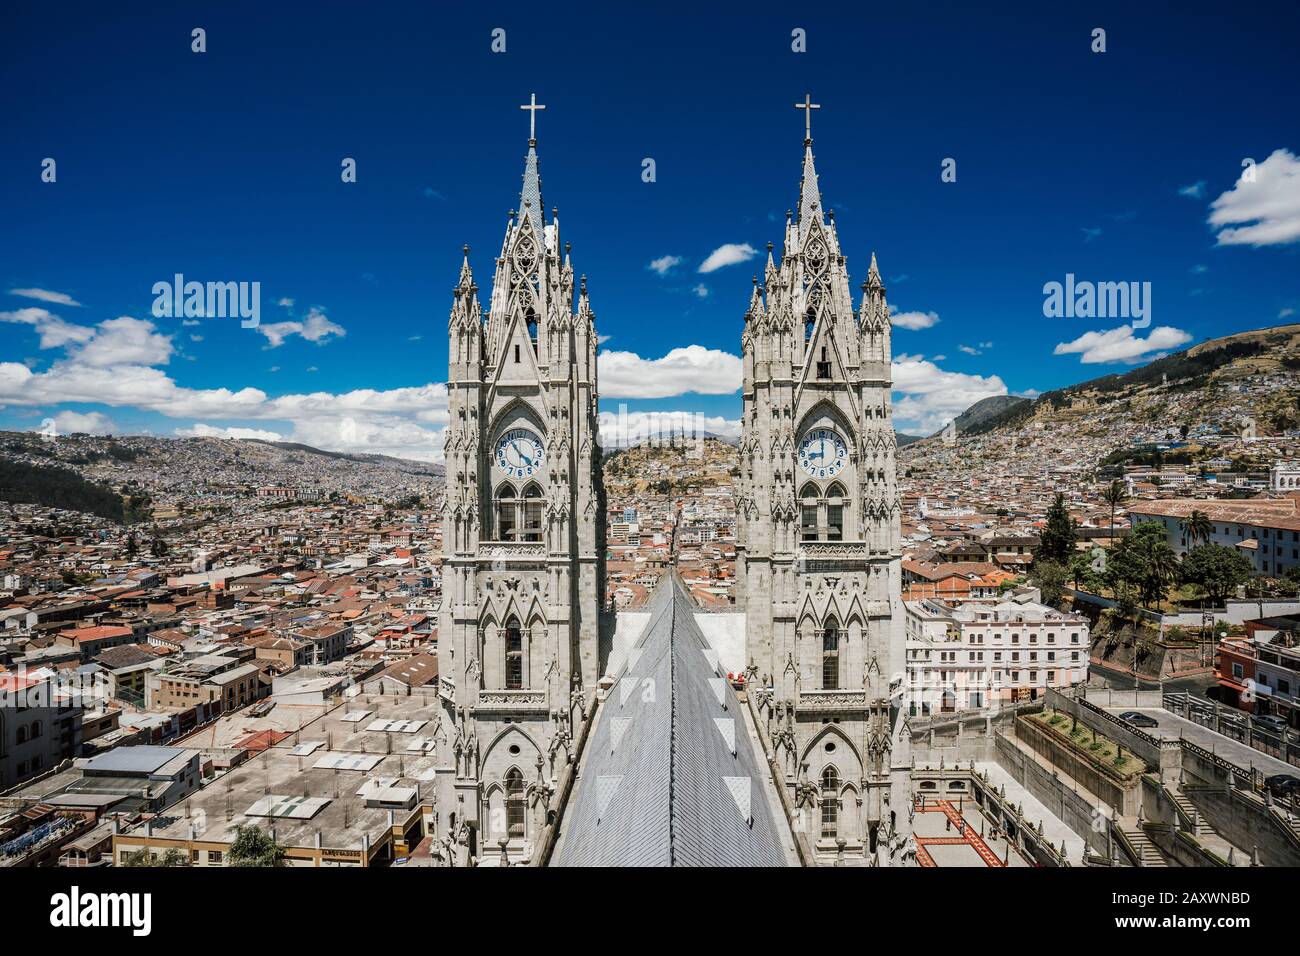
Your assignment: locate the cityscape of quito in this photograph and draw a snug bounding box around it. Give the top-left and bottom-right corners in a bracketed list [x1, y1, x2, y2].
[6, 105, 1300, 873]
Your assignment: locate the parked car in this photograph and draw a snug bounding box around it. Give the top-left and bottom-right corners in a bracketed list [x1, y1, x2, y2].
[1264, 774, 1300, 798]
[1118, 711, 1159, 729]
[1252, 714, 1289, 733]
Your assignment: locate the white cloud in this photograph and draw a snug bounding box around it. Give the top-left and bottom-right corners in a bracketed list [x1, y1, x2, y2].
[1179, 181, 1206, 199]
[692, 284, 710, 299]
[72, 316, 174, 367]
[47, 410, 116, 436]
[598, 409, 741, 447]
[277, 297, 295, 308]
[0, 309, 172, 365]
[598, 345, 741, 398]
[176, 423, 284, 441]
[698, 243, 758, 273]
[0, 306, 96, 349]
[1053, 325, 1192, 364]
[891, 309, 939, 330]
[890, 354, 1008, 434]
[1208, 149, 1300, 246]
[648, 255, 683, 275]
[957, 344, 980, 355]
[257, 307, 346, 348]
[8, 288, 82, 307]
[1281, 307, 1296, 319]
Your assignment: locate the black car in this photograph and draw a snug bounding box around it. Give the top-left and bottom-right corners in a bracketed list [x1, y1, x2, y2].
[1118, 711, 1159, 729]
[1265, 774, 1300, 798]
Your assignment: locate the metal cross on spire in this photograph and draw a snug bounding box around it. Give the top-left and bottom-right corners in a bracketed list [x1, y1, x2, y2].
[794, 93, 820, 143]
[520, 92, 546, 143]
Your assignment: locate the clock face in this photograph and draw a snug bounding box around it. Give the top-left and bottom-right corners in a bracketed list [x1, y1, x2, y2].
[495, 428, 545, 479]
[798, 428, 848, 479]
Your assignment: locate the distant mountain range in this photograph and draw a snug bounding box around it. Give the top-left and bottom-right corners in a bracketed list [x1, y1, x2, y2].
[899, 322, 1300, 470]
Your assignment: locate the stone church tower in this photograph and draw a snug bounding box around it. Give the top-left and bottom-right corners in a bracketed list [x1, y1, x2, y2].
[436, 98, 606, 865]
[736, 98, 905, 864]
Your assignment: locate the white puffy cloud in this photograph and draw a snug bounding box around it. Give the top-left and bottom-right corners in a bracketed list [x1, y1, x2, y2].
[1208, 148, 1300, 246]
[256, 307, 346, 348]
[0, 306, 96, 349]
[0, 309, 172, 365]
[176, 423, 284, 441]
[1053, 325, 1191, 364]
[598, 409, 741, 447]
[8, 288, 82, 307]
[648, 255, 683, 275]
[598, 345, 741, 398]
[1178, 181, 1206, 199]
[890, 354, 1008, 434]
[698, 243, 758, 273]
[46, 410, 117, 436]
[890, 309, 939, 330]
[692, 284, 709, 299]
[72, 316, 174, 366]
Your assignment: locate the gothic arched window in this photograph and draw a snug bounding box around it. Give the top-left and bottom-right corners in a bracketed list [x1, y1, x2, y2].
[822, 617, 840, 689]
[505, 768, 526, 838]
[799, 483, 820, 542]
[826, 482, 846, 541]
[804, 306, 816, 341]
[525, 307, 539, 353]
[505, 618, 523, 689]
[495, 484, 517, 541]
[820, 767, 840, 838]
[521, 483, 544, 542]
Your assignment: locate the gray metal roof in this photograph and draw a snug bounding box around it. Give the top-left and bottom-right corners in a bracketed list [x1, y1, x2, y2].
[82, 745, 185, 775]
[552, 573, 792, 867]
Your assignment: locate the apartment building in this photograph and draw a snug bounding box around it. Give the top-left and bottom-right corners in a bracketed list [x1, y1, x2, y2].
[1129, 498, 1300, 578]
[145, 653, 265, 713]
[904, 599, 1090, 714]
[0, 672, 84, 790]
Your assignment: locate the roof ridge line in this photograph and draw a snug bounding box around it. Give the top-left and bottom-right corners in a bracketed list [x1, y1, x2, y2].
[666, 574, 678, 865]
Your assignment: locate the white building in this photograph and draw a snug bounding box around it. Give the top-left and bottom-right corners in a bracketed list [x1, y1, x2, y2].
[1271, 461, 1300, 492]
[904, 599, 1090, 715]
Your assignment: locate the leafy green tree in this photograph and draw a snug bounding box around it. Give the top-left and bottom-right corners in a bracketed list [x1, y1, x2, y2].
[1181, 544, 1255, 606]
[227, 825, 288, 867]
[1037, 492, 1077, 566]
[1032, 560, 1070, 606]
[120, 847, 188, 867]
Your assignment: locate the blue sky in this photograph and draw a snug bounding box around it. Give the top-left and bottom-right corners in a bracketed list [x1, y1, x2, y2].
[2, 1, 1297, 459]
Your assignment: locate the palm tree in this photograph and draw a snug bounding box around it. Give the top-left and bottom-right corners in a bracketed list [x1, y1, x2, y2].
[1180, 509, 1212, 549]
[1102, 479, 1127, 543]
[1151, 541, 1181, 607]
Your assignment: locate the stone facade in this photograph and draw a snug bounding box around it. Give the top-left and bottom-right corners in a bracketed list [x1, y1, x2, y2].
[435, 118, 607, 865]
[736, 122, 906, 863]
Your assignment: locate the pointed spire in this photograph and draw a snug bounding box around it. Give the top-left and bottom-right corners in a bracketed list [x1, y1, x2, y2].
[520, 143, 544, 235]
[797, 140, 823, 226]
[867, 251, 883, 289]
[456, 245, 474, 293]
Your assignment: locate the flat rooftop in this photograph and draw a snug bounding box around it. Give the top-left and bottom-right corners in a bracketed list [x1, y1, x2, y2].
[135, 689, 439, 853]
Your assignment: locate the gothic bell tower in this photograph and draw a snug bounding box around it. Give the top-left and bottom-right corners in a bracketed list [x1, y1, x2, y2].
[738, 96, 904, 864]
[436, 95, 607, 865]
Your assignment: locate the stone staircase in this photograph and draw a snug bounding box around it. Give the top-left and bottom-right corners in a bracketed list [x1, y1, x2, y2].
[1169, 789, 1206, 835]
[1118, 824, 1168, 867]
